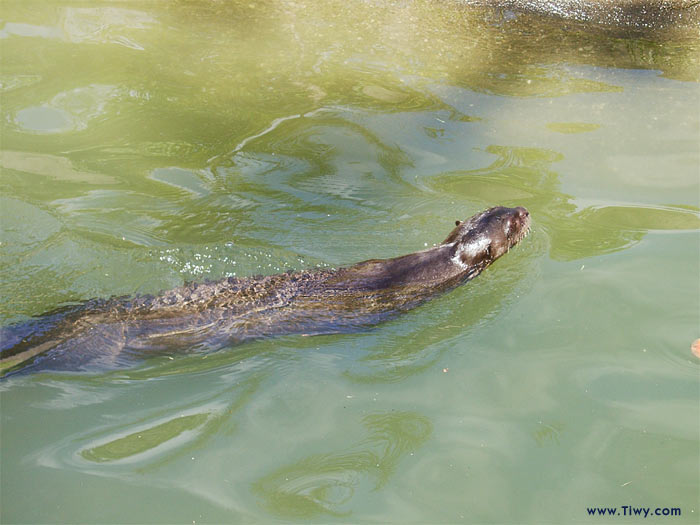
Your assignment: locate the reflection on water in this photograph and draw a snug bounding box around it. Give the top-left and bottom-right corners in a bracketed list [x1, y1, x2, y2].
[14, 84, 119, 134]
[81, 412, 210, 463]
[1, 150, 117, 184]
[253, 411, 432, 518]
[33, 373, 263, 473]
[0, 0, 698, 522]
[2, 1, 698, 164]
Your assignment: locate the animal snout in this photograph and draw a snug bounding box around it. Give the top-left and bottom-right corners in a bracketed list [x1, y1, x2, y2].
[514, 206, 529, 219]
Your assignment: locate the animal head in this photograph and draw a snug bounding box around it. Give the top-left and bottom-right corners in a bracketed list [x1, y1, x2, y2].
[442, 206, 530, 270]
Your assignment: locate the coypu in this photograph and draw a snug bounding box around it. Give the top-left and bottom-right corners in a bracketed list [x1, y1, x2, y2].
[0, 206, 530, 376]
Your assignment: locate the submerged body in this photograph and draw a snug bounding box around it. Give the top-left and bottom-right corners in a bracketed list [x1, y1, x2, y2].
[0, 206, 530, 375]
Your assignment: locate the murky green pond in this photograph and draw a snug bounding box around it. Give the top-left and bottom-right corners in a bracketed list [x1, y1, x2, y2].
[1, 1, 699, 523]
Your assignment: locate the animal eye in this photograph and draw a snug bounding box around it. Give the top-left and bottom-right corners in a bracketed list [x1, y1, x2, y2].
[455, 220, 461, 226]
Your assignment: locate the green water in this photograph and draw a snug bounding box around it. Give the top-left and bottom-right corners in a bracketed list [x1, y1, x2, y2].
[1, 1, 699, 523]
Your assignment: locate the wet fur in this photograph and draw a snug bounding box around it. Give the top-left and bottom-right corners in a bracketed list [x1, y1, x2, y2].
[1, 206, 530, 375]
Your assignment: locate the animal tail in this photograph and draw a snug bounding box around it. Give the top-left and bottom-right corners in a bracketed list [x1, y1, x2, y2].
[0, 304, 88, 376]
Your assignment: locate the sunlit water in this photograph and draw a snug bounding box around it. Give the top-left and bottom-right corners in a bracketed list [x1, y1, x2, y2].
[1, 1, 699, 523]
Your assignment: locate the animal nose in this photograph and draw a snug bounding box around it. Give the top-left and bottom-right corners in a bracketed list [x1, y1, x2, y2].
[514, 206, 529, 219]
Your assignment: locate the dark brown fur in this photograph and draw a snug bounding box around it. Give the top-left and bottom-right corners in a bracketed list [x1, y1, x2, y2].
[1, 206, 529, 376]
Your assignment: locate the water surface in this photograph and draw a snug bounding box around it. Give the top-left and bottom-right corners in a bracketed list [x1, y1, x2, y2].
[1, 1, 699, 522]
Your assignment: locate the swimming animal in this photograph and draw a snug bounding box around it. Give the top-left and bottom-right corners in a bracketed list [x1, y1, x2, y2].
[0, 206, 530, 375]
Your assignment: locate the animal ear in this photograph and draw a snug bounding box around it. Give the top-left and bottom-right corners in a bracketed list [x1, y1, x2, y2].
[455, 220, 461, 226]
[442, 223, 462, 245]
